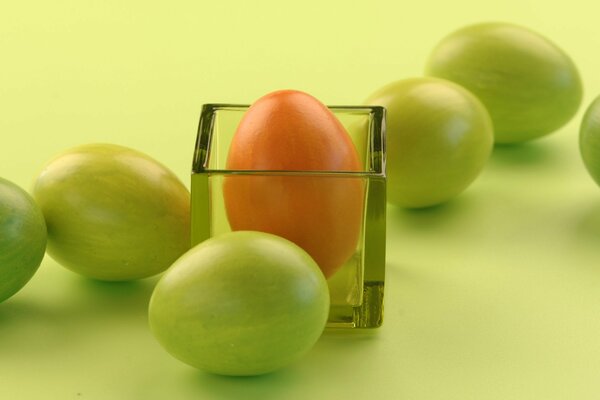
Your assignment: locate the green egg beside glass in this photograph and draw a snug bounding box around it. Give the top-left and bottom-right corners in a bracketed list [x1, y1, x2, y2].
[366, 77, 493, 208]
[33, 143, 191, 281]
[149, 231, 330, 376]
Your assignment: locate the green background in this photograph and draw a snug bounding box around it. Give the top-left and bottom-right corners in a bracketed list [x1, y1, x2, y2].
[2, 1, 600, 399]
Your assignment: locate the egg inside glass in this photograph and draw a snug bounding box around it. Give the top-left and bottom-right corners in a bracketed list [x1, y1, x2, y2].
[191, 101, 386, 328]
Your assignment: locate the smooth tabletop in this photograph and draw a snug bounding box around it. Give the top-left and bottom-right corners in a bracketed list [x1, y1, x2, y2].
[1, 1, 600, 399]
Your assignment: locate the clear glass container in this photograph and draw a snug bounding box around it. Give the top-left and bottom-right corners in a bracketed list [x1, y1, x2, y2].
[191, 104, 386, 328]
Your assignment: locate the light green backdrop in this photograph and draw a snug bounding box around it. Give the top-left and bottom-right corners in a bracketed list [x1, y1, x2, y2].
[2, 1, 600, 399]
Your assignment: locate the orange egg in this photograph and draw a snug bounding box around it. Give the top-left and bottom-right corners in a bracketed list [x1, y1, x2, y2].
[223, 90, 364, 278]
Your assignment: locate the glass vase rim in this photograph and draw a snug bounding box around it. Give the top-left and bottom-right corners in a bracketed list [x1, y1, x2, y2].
[193, 103, 386, 176]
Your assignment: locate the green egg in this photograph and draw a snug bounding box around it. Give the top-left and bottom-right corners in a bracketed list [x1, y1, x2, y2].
[580, 95, 600, 186]
[33, 143, 190, 281]
[0, 178, 47, 302]
[426, 22, 583, 144]
[366, 77, 493, 208]
[148, 231, 330, 376]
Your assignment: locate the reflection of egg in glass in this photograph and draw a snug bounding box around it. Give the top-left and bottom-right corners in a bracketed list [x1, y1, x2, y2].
[223, 90, 364, 278]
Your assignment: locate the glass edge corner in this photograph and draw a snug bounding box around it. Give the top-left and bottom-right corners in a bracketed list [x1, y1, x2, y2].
[192, 104, 216, 174]
[192, 104, 251, 174]
[368, 106, 386, 176]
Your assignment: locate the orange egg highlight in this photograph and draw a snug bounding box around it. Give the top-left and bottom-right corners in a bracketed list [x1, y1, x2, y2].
[223, 90, 364, 278]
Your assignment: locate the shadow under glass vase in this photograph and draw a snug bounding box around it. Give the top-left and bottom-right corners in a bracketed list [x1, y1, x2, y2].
[191, 104, 386, 329]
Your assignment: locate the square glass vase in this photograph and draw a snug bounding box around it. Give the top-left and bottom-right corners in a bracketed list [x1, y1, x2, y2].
[191, 104, 386, 329]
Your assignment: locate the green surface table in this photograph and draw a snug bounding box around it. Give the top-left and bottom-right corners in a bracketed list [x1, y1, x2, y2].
[2, 1, 600, 399]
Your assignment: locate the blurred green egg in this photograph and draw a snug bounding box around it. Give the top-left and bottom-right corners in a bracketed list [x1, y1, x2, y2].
[580, 95, 600, 186]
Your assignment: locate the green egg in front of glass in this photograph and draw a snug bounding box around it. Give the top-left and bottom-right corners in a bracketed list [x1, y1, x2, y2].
[191, 104, 386, 329]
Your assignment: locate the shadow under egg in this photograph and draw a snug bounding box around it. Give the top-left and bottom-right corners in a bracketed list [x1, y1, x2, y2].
[386, 195, 473, 233]
[189, 365, 297, 400]
[490, 140, 561, 168]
